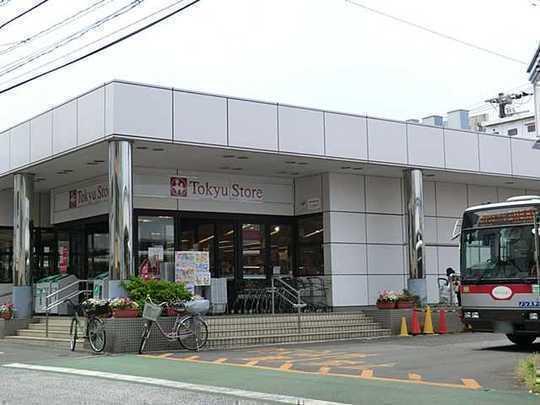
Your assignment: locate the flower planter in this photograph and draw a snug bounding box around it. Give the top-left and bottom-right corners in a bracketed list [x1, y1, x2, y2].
[112, 308, 139, 318]
[0, 312, 13, 320]
[396, 301, 414, 309]
[164, 307, 186, 317]
[376, 302, 396, 309]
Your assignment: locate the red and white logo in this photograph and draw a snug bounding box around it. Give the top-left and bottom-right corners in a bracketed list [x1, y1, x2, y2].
[170, 176, 188, 197]
[491, 285, 513, 300]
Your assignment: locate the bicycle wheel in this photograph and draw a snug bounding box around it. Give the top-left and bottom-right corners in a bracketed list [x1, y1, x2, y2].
[69, 318, 78, 351]
[176, 316, 208, 351]
[138, 321, 152, 354]
[87, 317, 106, 353]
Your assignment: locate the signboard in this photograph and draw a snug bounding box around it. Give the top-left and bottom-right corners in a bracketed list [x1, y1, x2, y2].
[175, 251, 211, 286]
[170, 176, 264, 202]
[478, 209, 535, 226]
[69, 183, 109, 209]
[58, 241, 69, 273]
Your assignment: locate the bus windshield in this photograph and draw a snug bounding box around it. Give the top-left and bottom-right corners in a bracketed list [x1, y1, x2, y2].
[462, 225, 539, 282]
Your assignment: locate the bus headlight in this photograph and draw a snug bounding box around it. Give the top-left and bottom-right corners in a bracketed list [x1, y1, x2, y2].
[471, 312, 480, 319]
[529, 313, 539, 320]
[464, 312, 471, 318]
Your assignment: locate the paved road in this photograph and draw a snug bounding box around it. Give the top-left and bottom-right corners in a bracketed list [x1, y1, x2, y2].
[1, 333, 538, 404]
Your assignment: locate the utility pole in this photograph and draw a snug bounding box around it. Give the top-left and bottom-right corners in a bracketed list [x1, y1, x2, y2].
[485, 91, 532, 118]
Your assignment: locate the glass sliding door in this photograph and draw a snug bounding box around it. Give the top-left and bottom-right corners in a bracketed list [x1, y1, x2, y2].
[297, 215, 324, 276]
[180, 220, 215, 277]
[241, 223, 266, 280]
[137, 215, 175, 280]
[270, 224, 293, 277]
[0, 228, 12, 283]
[216, 223, 235, 278]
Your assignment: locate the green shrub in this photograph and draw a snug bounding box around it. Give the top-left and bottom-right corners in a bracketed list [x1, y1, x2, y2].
[122, 277, 192, 309]
[516, 354, 538, 393]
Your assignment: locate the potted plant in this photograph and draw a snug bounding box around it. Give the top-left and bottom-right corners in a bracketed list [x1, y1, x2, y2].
[122, 277, 192, 311]
[397, 289, 419, 309]
[81, 298, 111, 318]
[110, 297, 139, 318]
[0, 303, 14, 320]
[376, 290, 399, 309]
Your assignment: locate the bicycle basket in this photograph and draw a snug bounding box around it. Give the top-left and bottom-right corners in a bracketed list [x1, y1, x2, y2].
[184, 299, 209, 315]
[142, 302, 162, 321]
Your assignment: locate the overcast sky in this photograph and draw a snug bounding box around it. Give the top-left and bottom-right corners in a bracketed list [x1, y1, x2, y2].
[0, 0, 539, 131]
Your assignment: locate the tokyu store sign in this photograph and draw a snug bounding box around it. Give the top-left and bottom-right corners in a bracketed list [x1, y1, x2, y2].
[69, 183, 109, 209]
[170, 175, 264, 202]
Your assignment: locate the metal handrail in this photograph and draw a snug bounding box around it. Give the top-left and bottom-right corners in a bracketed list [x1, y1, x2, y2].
[44, 279, 94, 338]
[0, 292, 12, 299]
[271, 277, 307, 334]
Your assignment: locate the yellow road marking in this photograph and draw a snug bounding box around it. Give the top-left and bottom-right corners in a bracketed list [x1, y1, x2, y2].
[213, 358, 227, 364]
[360, 369, 374, 378]
[461, 378, 482, 389]
[185, 355, 200, 361]
[142, 354, 481, 391]
[279, 362, 293, 370]
[246, 360, 259, 366]
[319, 367, 330, 375]
[408, 373, 422, 381]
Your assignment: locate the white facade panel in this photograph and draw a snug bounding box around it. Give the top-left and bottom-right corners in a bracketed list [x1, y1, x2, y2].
[366, 214, 403, 244]
[0, 131, 9, 173]
[324, 113, 368, 160]
[437, 218, 459, 245]
[113, 83, 172, 140]
[368, 275, 406, 305]
[444, 129, 479, 171]
[426, 274, 440, 303]
[78, 87, 105, 145]
[278, 106, 324, 155]
[435, 182, 467, 218]
[467, 185, 497, 207]
[424, 217, 437, 244]
[367, 245, 405, 275]
[174, 91, 227, 145]
[438, 246, 460, 274]
[365, 176, 402, 214]
[423, 181, 436, 216]
[328, 244, 367, 275]
[326, 173, 364, 212]
[295, 175, 322, 215]
[367, 118, 407, 164]
[407, 124, 444, 167]
[30, 112, 52, 162]
[10, 122, 30, 168]
[511, 138, 540, 177]
[332, 275, 368, 307]
[228, 99, 277, 151]
[52, 100, 77, 154]
[497, 187, 525, 202]
[325, 212, 366, 244]
[425, 246, 438, 275]
[478, 134, 511, 174]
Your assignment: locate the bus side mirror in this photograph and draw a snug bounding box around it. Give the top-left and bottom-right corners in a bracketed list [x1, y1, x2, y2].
[451, 219, 462, 240]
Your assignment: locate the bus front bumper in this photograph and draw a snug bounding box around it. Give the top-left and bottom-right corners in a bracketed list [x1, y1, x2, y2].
[462, 308, 540, 335]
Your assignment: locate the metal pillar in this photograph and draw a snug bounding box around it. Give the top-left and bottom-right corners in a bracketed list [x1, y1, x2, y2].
[12, 173, 34, 318]
[404, 169, 427, 302]
[108, 140, 133, 298]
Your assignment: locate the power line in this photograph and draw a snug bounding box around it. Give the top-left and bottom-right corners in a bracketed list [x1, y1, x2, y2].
[0, 0, 144, 76]
[0, 0, 50, 33]
[345, 0, 528, 65]
[0, 0, 115, 56]
[0, 0, 201, 95]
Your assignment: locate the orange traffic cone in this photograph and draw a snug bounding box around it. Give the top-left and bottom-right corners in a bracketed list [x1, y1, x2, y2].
[438, 309, 448, 334]
[410, 308, 421, 336]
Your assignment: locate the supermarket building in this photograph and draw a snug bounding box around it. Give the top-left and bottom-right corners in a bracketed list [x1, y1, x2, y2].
[2, 79, 540, 317]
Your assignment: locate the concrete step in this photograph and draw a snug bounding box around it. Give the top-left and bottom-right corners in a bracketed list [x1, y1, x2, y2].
[206, 328, 392, 349]
[207, 319, 380, 331]
[208, 324, 387, 338]
[17, 329, 73, 339]
[4, 335, 86, 350]
[207, 315, 371, 326]
[27, 324, 73, 332]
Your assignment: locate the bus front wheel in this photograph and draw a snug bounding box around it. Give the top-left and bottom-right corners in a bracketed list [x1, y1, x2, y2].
[506, 334, 537, 347]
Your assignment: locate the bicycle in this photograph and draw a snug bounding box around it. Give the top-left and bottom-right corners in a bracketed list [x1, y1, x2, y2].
[138, 296, 209, 354]
[65, 298, 109, 353]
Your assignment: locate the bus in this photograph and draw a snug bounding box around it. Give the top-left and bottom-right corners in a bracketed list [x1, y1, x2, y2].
[460, 195, 540, 347]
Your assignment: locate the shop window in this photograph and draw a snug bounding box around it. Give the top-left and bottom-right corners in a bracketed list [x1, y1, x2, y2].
[0, 228, 12, 283]
[296, 215, 324, 276]
[181, 221, 215, 277]
[527, 124, 536, 133]
[507, 128, 518, 136]
[87, 232, 109, 279]
[270, 224, 292, 277]
[242, 223, 266, 279]
[138, 216, 175, 280]
[216, 223, 235, 278]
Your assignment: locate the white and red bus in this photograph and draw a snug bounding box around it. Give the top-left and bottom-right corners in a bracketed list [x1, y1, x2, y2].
[460, 196, 540, 347]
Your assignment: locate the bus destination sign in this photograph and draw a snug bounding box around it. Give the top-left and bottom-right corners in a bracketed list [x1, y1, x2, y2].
[478, 209, 535, 226]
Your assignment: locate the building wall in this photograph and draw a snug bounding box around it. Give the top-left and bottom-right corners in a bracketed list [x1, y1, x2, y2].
[0, 190, 50, 228]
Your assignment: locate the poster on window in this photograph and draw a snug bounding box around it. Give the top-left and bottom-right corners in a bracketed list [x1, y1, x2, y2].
[58, 241, 69, 274]
[175, 251, 210, 286]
